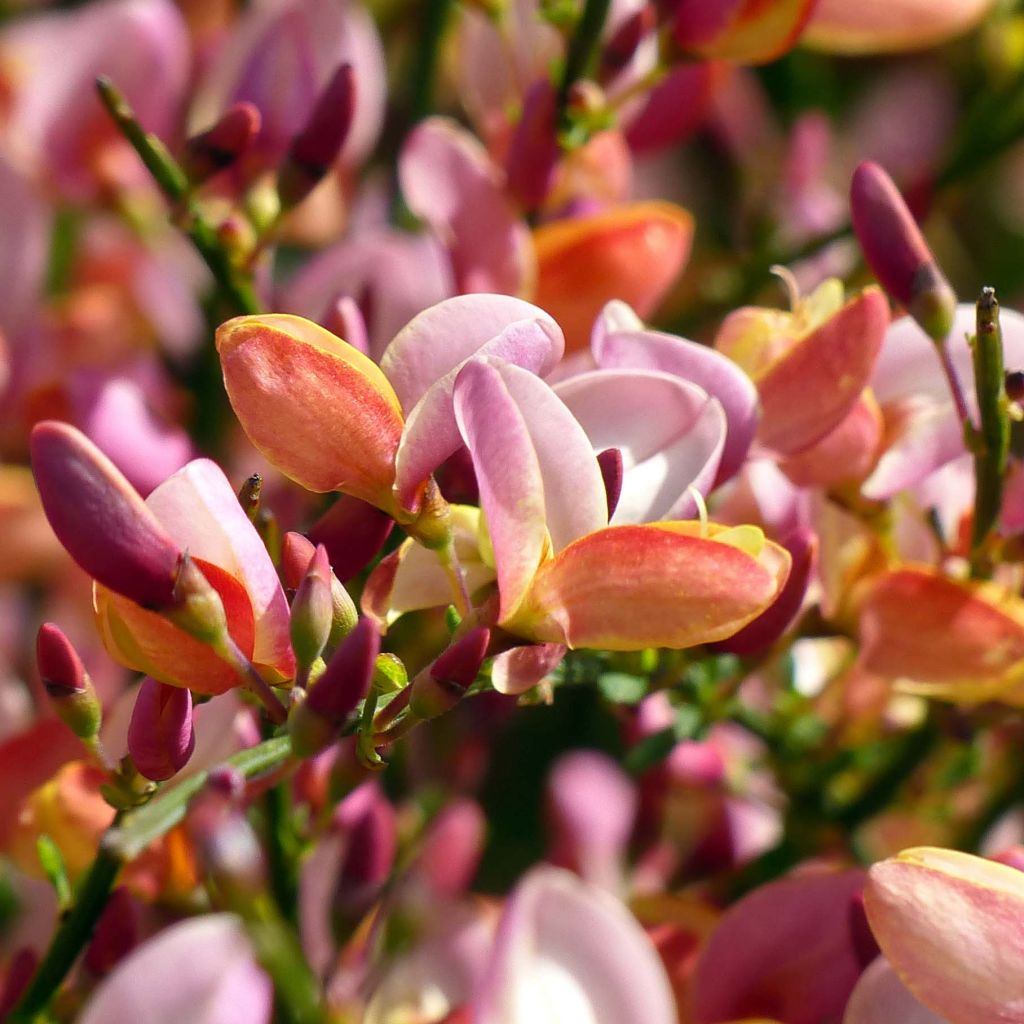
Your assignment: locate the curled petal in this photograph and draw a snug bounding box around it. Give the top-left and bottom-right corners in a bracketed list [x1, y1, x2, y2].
[533, 203, 693, 353]
[504, 522, 791, 650]
[865, 848, 1024, 1023]
[216, 314, 404, 508]
[492, 643, 567, 696]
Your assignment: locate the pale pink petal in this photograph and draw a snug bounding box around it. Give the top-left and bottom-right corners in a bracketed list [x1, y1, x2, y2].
[474, 867, 676, 1024]
[0, 157, 50, 336]
[399, 117, 532, 294]
[79, 915, 271, 1024]
[843, 957, 947, 1024]
[555, 369, 725, 523]
[145, 460, 294, 678]
[491, 643, 567, 695]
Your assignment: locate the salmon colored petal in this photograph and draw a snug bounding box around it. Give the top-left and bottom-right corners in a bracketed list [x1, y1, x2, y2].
[865, 848, 1024, 1023]
[756, 287, 889, 456]
[804, 0, 994, 55]
[504, 523, 790, 650]
[533, 203, 693, 353]
[858, 567, 1024, 700]
[216, 314, 404, 507]
[146, 460, 295, 680]
[674, 0, 817, 63]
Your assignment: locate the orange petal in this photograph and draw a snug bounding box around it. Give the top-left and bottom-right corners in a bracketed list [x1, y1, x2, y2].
[804, 0, 993, 55]
[504, 522, 790, 650]
[858, 567, 1024, 701]
[216, 314, 405, 508]
[865, 847, 1024, 1022]
[533, 203, 693, 353]
[675, 0, 818, 63]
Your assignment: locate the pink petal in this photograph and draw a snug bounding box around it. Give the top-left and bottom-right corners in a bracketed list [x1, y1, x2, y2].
[79, 915, 271, 1024]
[0, 156, 50, 336]
[843, 957, 947, 1024]
[491, 643, 567, 696]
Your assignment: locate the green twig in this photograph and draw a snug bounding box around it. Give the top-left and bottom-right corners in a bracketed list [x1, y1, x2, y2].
[556, 0, 612, 132]
[95, 76, 263, 317]
[407, 0, 454, 125]
[969, 287, 1010, 575]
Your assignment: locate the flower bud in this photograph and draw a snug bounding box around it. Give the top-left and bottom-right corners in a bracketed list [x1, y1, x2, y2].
[278, 63, 356, 209]
[596, 448, 623, 519]
[36, 623, 101, 741]
[850, 161, 957, 343]
[409, 627, 491, 720]
[84, 887, 141, 976]
[182, 102, 261, 184]
[0, 948, 37, 1020]
[282, 532, 358, 644]
[127, 678, 195, 781]
[290, 544, 334, 670]
[289, 618, 379, 757]
[600, 5, 656, 80]
[412, 799, 486, 898]
[505, 79, 559, 211]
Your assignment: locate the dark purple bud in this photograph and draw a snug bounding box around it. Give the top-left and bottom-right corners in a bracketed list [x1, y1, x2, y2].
[31, 421, 181, 609]
[850, 161, 956, 343]
[127, 678, 195, 781]
[308, 495, 394, 582]
[1006, 370, 1024, 405]
[600, 5, 656, 80]
[84, 887, 141, 976]
[278, 63, 355, 209]
[597, 448, 624, 519]
[505, 78, 560, 211]
[183, 102, 262, 184]
[36, 622, 101, 740]
[289, 618, 380, 756]
[409, 627, 491, 720]
[290, 543, 334, 669]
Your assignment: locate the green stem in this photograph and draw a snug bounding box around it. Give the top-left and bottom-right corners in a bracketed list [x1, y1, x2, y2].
[556, 0, 612, 131]
[407, 0, 454, 125]
[95, 76, 263, 317]
[970, 287, 1010, 575]
[8, 838, 122, 1023]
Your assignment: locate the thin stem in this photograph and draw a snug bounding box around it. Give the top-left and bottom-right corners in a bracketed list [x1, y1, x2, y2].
[557, 0, 613, 132]
[437, 540, 471, 618]
[222, 636, 288, 724]
[95, 77, 263, 317]
[406, 0, 453, 125]
[939, 341, 973, 428]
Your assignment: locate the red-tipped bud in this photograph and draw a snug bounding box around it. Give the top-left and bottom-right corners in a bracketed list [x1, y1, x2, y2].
[290, 544, 334, 669]
[409, 627, 491, 720]
[183, 102, 262, 184]
[289, 618, 379, 757]
[596, 448, 624, 519]
[505, 78, 560, 211]
[31, 421, 181, 609]
[308, 495, 395, 582]
[850, 161, 956, 343]
[84, 887, 141, 976]
[127, 678, 195, 781]
[282, 532, 358, 644]
[278, 63, 356, 209]
[36, 623, 101, 740]
[600, 5, 656, 80]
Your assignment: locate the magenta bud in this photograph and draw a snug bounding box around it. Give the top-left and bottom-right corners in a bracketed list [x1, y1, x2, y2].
[308, 495, 394, 582]
[596, 448, 624, 519]
[290, 543, 334, 669]
[278, 62, 356, 208]
[322, 296, 370, 356]
[710, 527, 816, 656]
[289, 618, 380, 757]
[183, 102, 262, 184]
[848, 891, 880, 970]
[413, 799, 486, 897]
[36, 623, 101, 741]
[206, 764, 247, 803]
[31, 421, 182, 609]
[0, 948, 37, 1020]
[127, 678, 195, 781]
[546, 750, 637, 890]
[84, 887, 141, 976]
[600, 5, 656, 80]
[331, 782, 396, 936]
[505, 78, 560, 211]
[850, 161, 957, 343]
[409, 627, 491, 720]
[282, 532, 358, 644]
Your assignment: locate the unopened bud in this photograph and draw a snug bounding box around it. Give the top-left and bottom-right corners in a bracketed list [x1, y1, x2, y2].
[307, 496, 394, 582]
[282, 532, 358, 644]
[850, 161, 957, 343]
[1005, 370, 1024, 405]
[164, 552, 231, 648]
[291, 544, 334, 670]
[289, 618, 380, 757]
[505, 79, 560, 210]
[278, 63, 355, 209]
[127, 678, 195, 781]
[409, 627, 491, 720]
[183, 102, 261, 184]
[600, 5, 656, 80]
[596, 448, 623, 519]
[36, 623, 101, 741]
[237, 472, 262, 523]
[412, 799, 486, 897]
